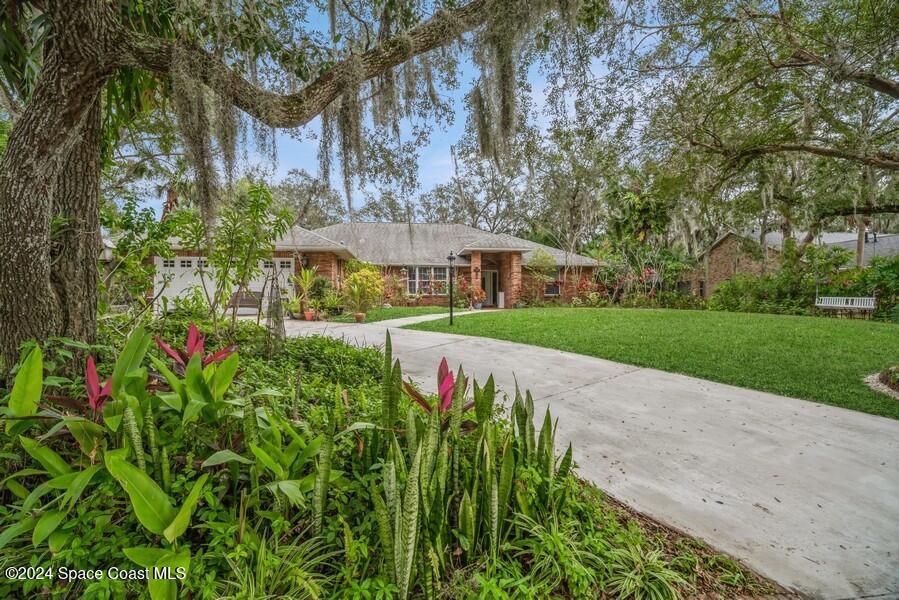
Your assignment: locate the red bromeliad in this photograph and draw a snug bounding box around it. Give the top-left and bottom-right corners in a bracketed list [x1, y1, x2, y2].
[154, 323, 236, 372]
[85, 355, 112, 413]
[403, 357, 473, 416]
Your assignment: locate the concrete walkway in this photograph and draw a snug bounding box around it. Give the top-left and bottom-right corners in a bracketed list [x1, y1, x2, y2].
[285, 313, 899, 599]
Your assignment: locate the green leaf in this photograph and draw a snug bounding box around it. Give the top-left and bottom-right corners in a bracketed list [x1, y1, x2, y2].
[19, 436, 71, 477]
[335, 421, 377, 439]
[156, 391, 183, 412]
[124, 546, 190, 600]
[249, 444, 285, 479]
[105, 449, 176, 536]
[64, 417, 105, 457]
[7, 347, 42, 429]
[181, 399, 206, 425]
[148, 355, 184, 398]
[111, 327, 150, 398]
[48, 530, 70, 553]
[250, 387, 285, 397]
[163, 474, 208, 543]
[62, 465, 102, 510]
[200, 450, 252, 468]
[266, 480, 307, 506]
[103, 398, 125, 432]
[210, 354, 238, 401]
[185, 354, 213, 406]
[32, 510, 65, 546]
[396, 446, 422, 600]
[0, 517, 36, 550]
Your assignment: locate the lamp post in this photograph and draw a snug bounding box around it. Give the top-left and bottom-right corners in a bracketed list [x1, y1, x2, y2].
[447, 251, 456, 326]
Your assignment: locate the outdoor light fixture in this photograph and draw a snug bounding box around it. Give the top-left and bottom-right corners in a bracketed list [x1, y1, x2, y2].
[300, 255, 309, 268]
[447, 251, 456, 326]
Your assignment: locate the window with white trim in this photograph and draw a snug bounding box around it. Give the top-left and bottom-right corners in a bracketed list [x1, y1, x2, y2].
[197, 259, 208, 269]
[544, 268, 561, 296]
[162, 259, 175, 268]
[262, 260, 275, 269]
[279, 260, 292, 270]
[406, 266, 449, 295]
[179, 259, 192, 268]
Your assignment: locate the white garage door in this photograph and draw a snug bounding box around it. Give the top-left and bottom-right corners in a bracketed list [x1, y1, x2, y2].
[154, 256, 294, 311]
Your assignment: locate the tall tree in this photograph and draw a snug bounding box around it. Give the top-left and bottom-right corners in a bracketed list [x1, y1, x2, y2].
[0, 0, 595, 369]
[274, 169, 345, 229]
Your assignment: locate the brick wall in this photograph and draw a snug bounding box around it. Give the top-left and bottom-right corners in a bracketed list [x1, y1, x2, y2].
[469, 251, 482, 292]
[519, 263, 591, 303]
[301, 252, 341, 286]
[500, 252, 522, 307]
[690, 234, 781, 298]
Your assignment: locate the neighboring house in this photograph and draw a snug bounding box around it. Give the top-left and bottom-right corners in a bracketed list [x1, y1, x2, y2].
[688, 229, 898, 298]
[153, 222, 597, 309]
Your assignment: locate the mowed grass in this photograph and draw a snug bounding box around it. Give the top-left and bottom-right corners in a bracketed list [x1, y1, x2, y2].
[329, 305, 448, 323]
[408, 308, 899, 419]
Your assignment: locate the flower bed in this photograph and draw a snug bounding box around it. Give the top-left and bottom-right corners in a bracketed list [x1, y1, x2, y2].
[0, 319, 777, 598]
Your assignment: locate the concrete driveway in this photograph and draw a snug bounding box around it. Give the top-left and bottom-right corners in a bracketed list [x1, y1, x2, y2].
[285, 313, 899, 599]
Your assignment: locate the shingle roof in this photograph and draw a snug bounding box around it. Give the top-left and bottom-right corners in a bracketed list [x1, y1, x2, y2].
[274, 226, 354, 258]
[313, 223, 598, 267]
[744, 229, 860, 249]
[708, 229, 898, 266]
[168, 224, 354, 258]
[829, 233, 899, 266]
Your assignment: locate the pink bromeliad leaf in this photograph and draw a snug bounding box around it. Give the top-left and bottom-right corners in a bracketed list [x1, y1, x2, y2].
[186, 324, 205, 358]
[85, 355, 112, 413]
[203, 344, 237, 366]
[155, 336, 186, 367]
[438, 372, 454, 412]
[437, 358, 449, 389]
[85, 356, 100, 410]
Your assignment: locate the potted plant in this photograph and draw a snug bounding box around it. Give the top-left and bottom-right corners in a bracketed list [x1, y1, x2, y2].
[345, 281, 368, 322]
[292, 266, 318, 320]
[308, 298, 323, 321]
[323, 290, 344, 316]
[472, 287, 486, 309]
[342, 266, 384, 323]
[285, 296, 302, 319]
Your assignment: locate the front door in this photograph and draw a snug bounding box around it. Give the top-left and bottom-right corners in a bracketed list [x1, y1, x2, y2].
[481, 270, 498, 306]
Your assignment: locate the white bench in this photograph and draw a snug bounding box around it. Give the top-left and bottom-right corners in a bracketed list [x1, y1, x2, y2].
[815, 296, 876, 310]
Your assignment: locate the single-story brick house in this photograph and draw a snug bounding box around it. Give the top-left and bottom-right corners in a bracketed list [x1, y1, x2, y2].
[687, 229, 898, 298]
[154, 222, 597, 309]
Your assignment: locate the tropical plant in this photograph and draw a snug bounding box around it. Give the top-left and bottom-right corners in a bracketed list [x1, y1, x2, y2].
[0, 322, 765, 599]
[292, 267, 319, 313]
[343, 268, 384, 315]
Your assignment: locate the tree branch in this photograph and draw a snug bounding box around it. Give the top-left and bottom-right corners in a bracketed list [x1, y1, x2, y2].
[788, 48, 899, 100]
[690, 138, 899, 171]
[123, 0, 489, 128]
[814, 204, 899, 219]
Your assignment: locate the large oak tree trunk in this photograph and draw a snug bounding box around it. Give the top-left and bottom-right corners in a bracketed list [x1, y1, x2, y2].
[0, 8, 109, 372]
[50, 99, 102, 349]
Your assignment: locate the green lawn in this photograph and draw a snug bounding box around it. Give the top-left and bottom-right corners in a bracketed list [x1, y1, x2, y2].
[329, 305, 448, 323]
[407, 308, 899, 419]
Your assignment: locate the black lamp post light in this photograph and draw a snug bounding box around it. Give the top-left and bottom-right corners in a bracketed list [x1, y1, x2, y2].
[447, 251, 456, 326]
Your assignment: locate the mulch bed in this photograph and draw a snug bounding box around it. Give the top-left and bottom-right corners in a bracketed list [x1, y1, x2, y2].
[601, 491, 801, 599]
[865, 368, 899, 400]
[878, 367, 899, 394]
